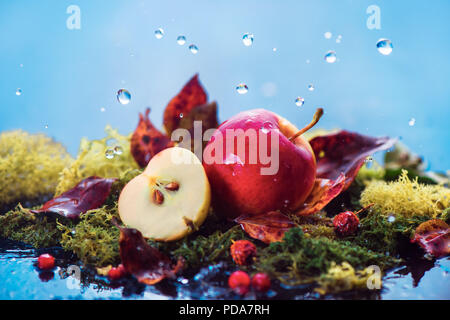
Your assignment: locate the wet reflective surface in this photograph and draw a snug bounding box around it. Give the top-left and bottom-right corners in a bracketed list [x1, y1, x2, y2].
[0, 238, 448, 300]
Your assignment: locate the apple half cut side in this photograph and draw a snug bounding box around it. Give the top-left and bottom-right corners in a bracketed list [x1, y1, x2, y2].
[118, 147, 211, 241]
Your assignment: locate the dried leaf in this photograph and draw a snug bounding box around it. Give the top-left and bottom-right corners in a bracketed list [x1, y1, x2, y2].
[31, 176, 116, 220]
[176, 101, 219, 155]
[412, 219, 450, 258]
[131, 108, 174, 167]
[117, 226, 183, 285]
[236, 211, 297, 244]
[295, 174, 346, 216]
[163, 74, 208, 136]
[309, 130, 397, 190]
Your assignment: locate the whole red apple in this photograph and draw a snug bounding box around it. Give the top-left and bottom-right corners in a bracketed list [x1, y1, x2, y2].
[203, 108, 322, 219]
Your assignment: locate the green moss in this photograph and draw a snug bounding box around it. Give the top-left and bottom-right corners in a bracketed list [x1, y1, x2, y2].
[58, 206, 121, 267]
[55, 125, 139, 195]
[0, 130, 73, 210]
[253, 228, 398, 286]
[0, 204, 67, 248]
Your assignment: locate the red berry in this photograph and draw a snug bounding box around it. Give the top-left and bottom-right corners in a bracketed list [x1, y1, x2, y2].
[333, 211, 360, 237]
[251, 273, 271, 292]
[228, 271, 250, 295]
[37, 253, 55, 270]
[230, 240, 257, 266]
[108, 264, 127, 280]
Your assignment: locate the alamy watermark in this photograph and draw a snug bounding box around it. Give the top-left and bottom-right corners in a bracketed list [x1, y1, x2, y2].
[66, 5, 81, 30]
[366, 265, 382, 289]
[366, 5, 381, 30]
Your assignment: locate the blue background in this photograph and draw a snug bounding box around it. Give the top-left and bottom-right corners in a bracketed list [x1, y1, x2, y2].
[1, 0, 449, 171]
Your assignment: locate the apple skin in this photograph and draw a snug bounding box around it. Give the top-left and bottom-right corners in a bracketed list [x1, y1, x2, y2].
[203, 109, 316, 220]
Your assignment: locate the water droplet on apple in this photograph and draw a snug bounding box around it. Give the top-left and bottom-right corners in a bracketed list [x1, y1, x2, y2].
[154, 28, 164, 39]
[236, 83, 248, 94]
[324, 51, 337, 63]
[242, 33, 254, 46]
[179, 113, 184, 118]
[377, 39, 393, 55]
[295, 97, 305, 107]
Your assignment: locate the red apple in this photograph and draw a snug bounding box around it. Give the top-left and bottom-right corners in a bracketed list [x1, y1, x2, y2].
[203, 108, 323, 219]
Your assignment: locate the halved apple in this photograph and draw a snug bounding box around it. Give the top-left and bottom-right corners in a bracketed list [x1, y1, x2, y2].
[118, 147, 211, 241]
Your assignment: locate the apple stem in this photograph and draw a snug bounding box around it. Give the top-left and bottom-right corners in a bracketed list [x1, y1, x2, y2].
[354, 203, 375, 216]
[288, 108, 324, 142]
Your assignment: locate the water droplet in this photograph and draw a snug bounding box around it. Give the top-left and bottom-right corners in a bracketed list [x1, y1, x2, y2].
[176, 35, 186, 45]
[308, 84, 315, 91]
[179, 113, 184, 118]
[236, 83, 248, 94]
[272, 47, 277, 52]
[105, 148, 115, 159]
[336, 35, 342, 43]
[44, 124, 49, 129]
[189, 44, 198, 54]
[408, 118, 416, 127]
[242, 33, 254, 46]
[261, 121, 273, 134]
[295, 97, 305, 107]
[387, 215, 396, 223]
[154, 28, 164, 39]
[306, 59, 310, 64]
[117, 89, 131, 105]
[19, 63, 24, 68]
[15, 88, 22, 96]
[100, 107, 106, 112]
[324, 51, 337, 63]
[377, 39, 393, 56]
[113, 146, 123, 155]
[324, 32, 332, 39]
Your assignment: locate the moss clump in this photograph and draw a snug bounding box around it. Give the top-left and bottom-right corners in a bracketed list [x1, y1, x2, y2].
[0, 204, 67, 248]
[58, 207, 121, 267]
[315, 262, 381, 295]
[0, 130, 73, 209]
[361, 170, 450, 218]
[55, 126, 139, 195]
[254, 228, 398, 286]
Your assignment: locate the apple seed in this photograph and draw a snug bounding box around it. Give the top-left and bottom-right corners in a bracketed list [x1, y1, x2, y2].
[165, 182, 180, 191]
[152, 189, 164, 205]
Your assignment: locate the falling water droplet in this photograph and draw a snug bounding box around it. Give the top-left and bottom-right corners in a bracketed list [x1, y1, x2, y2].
[242, 33, 254, 46]
[408, 118, 416, 127]
[306, 59, 310, 64]
[377, 39, 393, 56]
[387, 215, 396, 223]
[154, 28, 164, 39]
[176, 35, 186, 45]
[272, 47, 277, 52]
[100, 107, 106, 112]
[44, 124, 49, 129]
[295, 97, 305, 107]
[113, 146, 123, 155]
[189, 44, 198, 54]
[15, 88, 22, 96]
[308, 84, 315, 91]
[336, 35, 342, 43]
[236, 83, 248, 94]
[324, 32, 332, 39]
[324, 51, 337, 63]
[105, 148, 115, 159]
[117, 89, 131, 105]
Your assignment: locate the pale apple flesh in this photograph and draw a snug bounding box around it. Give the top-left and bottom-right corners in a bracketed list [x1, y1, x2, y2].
[118, 147, 211, 241]
[203, 109, 317, 219]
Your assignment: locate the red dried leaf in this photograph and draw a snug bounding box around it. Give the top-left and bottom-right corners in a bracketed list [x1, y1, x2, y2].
[163, 74, 208, 136]
[31, 176, 116, 220]
[309, 130, 397, 191]
[236, 211, 297, 244]
[131, 108, 174, 167]
[412, 219, 450, 258]
[177, 101, 219, 155]
[295, 174, 346, 216]
[117, 226, 183, 285]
